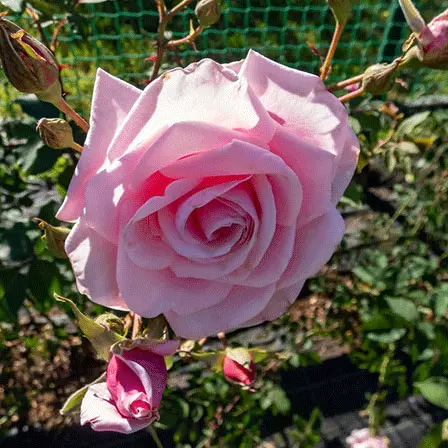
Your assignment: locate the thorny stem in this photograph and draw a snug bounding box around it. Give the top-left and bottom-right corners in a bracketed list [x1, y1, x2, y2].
[320, 20, 345, 81]
[150, 0, 196, 82]
[328, 74, 364, 92]
[55, 97, 90, 133]
[339, 86, 365, 103]
[167, 26, 203, 48]
[51, 17, 68, 52]
[149, 0, 199, 82]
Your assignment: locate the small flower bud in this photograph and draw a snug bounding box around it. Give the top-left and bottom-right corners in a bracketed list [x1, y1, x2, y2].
[327, 0, 354, 25]
[195, 0, 221, 27]
[34, 219, 70, 259]
[361, 60, 400, 95]
[0, 18, 62, 103]
[417, 9, 448, 69]
[95, 313, 125, 335]
[223, 348, 256, 386]
[36, 118, 75, 150]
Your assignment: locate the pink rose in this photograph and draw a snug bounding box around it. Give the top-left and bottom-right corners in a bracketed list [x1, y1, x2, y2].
[80, 340, 178, 434]
[58, 50, 359, 339]
[419, 9, 448, 68]
[346, 429, 388, 448]
[223, 352, 256, 386]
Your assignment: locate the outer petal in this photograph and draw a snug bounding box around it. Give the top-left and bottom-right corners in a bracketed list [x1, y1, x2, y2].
[165, 284, 275, 339]
[269, 128, 334, 227]
[65, 217, 127, 310]
[116, 246, 233, 317]
[80, 383, 153, 434]
[278, 206, 344, 289]
[57, 70, 141, 222]
[239, 50, 348, 154]
[240, 280, 306, 328]
[331, 128, 359, 204]
[108, 58, 276, 162]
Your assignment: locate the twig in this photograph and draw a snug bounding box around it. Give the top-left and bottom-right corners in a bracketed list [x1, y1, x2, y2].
[50, 17, 68, 52]
[55, 97, 90, 133]
[328, 74, 364, 92]
[339, 87, 365, 103]
[167, 25, 203, 48]
[149, 0, 196, 82]
[25, 7, 49, 48]
[320, 21, 344, 81]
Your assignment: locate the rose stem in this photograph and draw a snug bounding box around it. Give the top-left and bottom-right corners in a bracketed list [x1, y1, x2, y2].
[55, 97, 90, 133]
[147, 425, 164, 448]
[149, 0, 195, 82]
[320, 21, 345, 81]
[339, 86, 365, 103]
[327, 74, 364, 92]
[167, 25, 203, 48]
[132, 313, 142, 339]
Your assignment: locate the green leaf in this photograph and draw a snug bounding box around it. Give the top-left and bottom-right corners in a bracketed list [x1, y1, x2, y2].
[435, 292, 448, 318]
[268, 387, 291, 414]
[165, 356, 174, 371]
[367, 328, 407, 343]
[396, 111, 431, 138]
[191, 350, 225, 371]
[60, 373, 106, 415]
[248, 348, 268, 363]
[415, 377, 448, 411]
[0, 0, 23, 11]
[54, 294, 125, 360]
[386, 297, 419, 323]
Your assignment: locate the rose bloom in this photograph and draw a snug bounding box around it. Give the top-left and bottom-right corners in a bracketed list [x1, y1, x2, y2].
[80, 340, 178, 433]
[419, 9, 448, 68]
[58, 50, 359, 339]
[346, 429, 388, 448]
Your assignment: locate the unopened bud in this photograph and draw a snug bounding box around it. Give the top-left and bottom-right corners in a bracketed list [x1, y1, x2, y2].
[34, 219, 70, 259]
[37, 118, 75, 150]
[327, 0, 355, 25]
[95, 313, 125, 335]
[195, 0, 221, 27]
[223, 348, 256, 386]
[362, 60, 400, 95]
[0, 18, 62, 103]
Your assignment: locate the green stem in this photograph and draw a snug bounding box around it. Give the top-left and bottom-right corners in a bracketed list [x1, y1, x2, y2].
[148, 425, 164, 448]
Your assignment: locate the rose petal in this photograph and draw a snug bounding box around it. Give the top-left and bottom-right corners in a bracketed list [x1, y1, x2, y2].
[108, 58, 275, 162]
[269, 128, 334, 227]
[239, 50, 351, 157]
[278, 205, 344, 289]
[241, 280, 306, 327]
[165, 284, 275, 339]
[65, 217, 127, 310]
[57, 70, 141, 222]
[160, 139, 302, 226]
[116, 246, 233, 317]
[80, 383, 153, 434]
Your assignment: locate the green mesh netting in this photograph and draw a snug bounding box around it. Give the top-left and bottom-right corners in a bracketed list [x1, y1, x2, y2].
[1, 0, 448, 116]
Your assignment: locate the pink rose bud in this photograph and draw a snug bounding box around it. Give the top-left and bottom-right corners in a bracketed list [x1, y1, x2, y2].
[0, 18, 62, 103]
[399, 1, 448, 69]
[223, 348, 256, 386]
[80, 340, 178, 434]
[346, 428, 389, 448]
